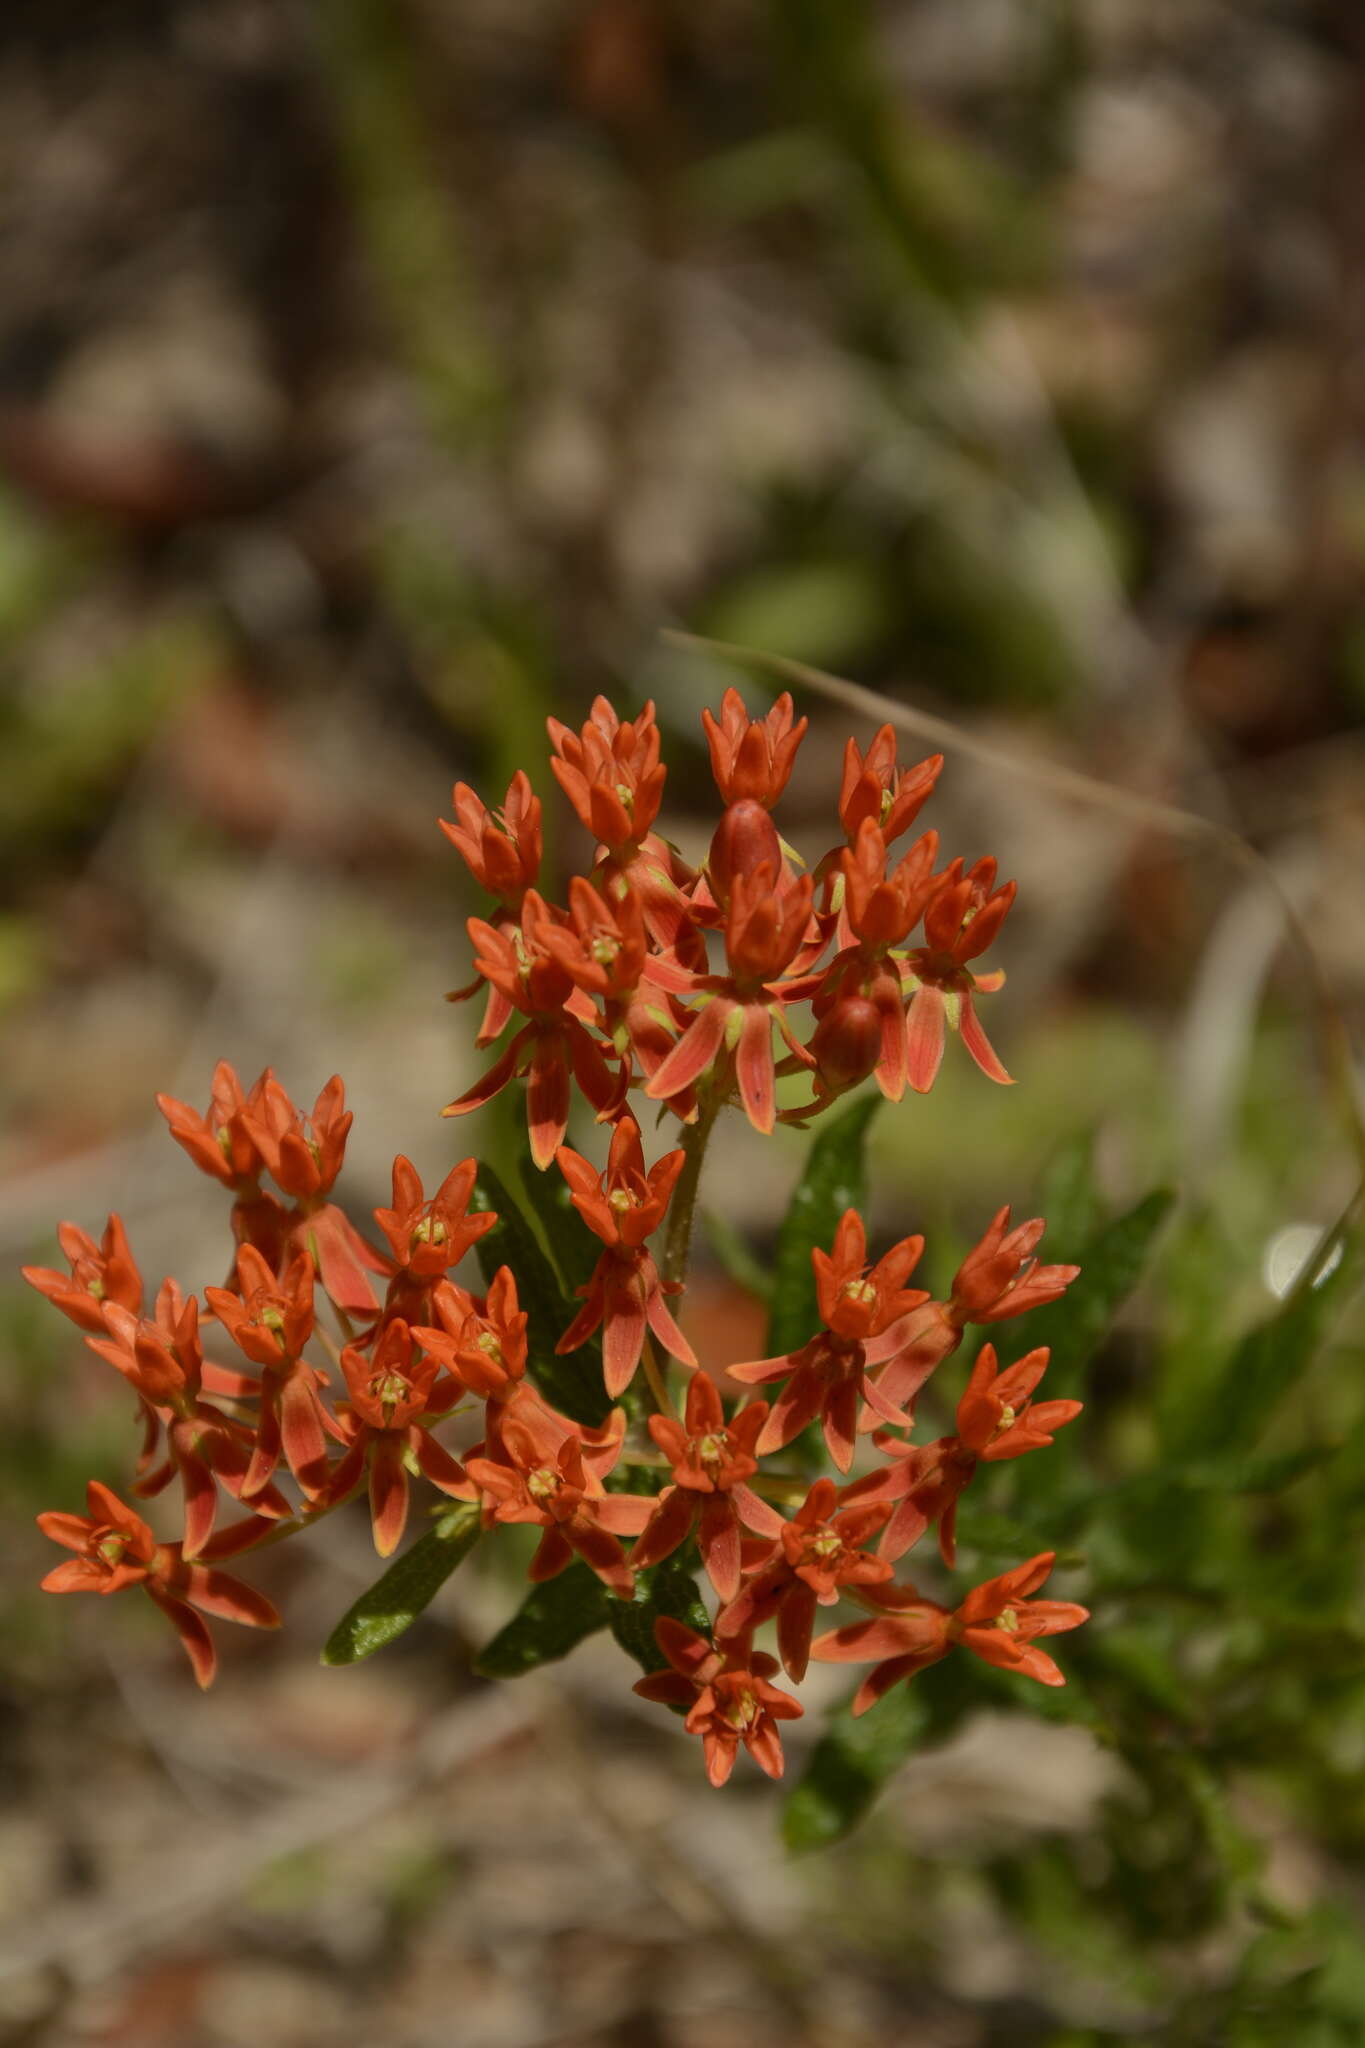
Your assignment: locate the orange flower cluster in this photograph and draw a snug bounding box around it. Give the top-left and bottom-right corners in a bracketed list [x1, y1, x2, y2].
[29, 690, 1087, 1786]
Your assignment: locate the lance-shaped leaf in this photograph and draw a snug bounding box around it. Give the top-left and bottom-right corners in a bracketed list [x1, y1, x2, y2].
[322, 1503, 480, 1666]
[1011, 1188, 1176, 1394]
[517, 1148, 603, 1296]
[471, 1163, 611, 1425]
[1164, 1206, 1365, 1462]
[607, 1554, 710, 1676]
[767, 1093, 880, 1358]
[1035, 1131, 1104, 1261]
[475, 1562, 610, 1678]
[782, 1679, 928, 1851]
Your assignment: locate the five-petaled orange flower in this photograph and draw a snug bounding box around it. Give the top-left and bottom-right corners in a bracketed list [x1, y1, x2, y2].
[811, 1552, 1089, 1715]
[37, 1481, 280, 1688]
[848, 1343, 1082, 1566]
[629, 1372, 784, 1601]
[729, 1209, 928, 1471]
[634, 1617, 804, 1785]
[554, 1115, 697, 1397]
[716, 1477, 893, 1682]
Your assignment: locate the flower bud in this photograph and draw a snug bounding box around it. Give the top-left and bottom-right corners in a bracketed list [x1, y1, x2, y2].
[811, 995, 883, 1093]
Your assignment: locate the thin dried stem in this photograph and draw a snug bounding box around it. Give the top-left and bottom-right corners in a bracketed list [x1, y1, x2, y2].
[664, 628, 1365, 1173]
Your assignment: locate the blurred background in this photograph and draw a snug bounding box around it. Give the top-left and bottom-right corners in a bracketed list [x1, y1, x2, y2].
[2, 2, 1364, 2043]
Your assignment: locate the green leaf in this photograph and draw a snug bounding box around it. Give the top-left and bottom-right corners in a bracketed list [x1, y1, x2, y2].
[474, 1562, 610, 1678]
[471, 1164, 611, 1425]
[607, 1555, 710, 1676]
[1015, 1188, 1176, 1393]
[952, 1502, 1086, 1571]
[321, 1503, 480, 1666]
[1165, 1213, 1365, 1462]
[766, 1093, 880, 1358]
[782, 1680, 929, 1850]
[516, 1150, 603, 1296]
[1035, 1131, 1104, 1260]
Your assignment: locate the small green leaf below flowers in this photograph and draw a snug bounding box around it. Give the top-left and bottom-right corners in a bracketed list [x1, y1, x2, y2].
[471, 1163, 611, 1425]
[767, 1092, 880, 1358]
[607, 1555, 710, 1676]
[321, 1503, 481, 1666]
[782, 1678, 929, 1851]
[474, 1562, 611, 1678]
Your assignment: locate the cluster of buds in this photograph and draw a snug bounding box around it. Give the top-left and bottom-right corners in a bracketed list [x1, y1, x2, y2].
[30, 690, 1087, 1786]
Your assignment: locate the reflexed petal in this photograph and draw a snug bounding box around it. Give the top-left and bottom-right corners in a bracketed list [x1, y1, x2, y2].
[959, 991, 1013, 1086]
[905, 985, 946, 1095]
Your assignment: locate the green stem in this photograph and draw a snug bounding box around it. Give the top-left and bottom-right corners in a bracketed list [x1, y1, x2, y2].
[661, 1084, 723, 1291]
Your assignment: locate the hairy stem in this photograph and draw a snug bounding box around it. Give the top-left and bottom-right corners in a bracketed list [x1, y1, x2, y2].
[661, 1084, 723, 1291]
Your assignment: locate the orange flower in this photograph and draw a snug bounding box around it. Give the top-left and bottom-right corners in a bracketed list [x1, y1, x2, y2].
[701, 687, 807, 809]
[440, 770, 542, 908]
[203, 1248, 335, 1500]
[716, 1478, 893, 1682]
[23, 1213, 142, 1334]
[838, 726, 942, 845]
[644, 860, 815, 1135]
[629, 1373, 783, 1601]
[550, 696, 667, 851]
[87, 1282, 290, 1553]
[444, 893, 625, 1169]
[904, 856, 1016, 1092]
[633, 1617, 803, 1785]
[811, 1552, 1089, 1714]
[729, 1211, 928, 1470]
[37, 1480, 279, 1688]
[554, 1116, 697, 1398]
[373, 1156, 495, 1283]
[156, 1060, 268, 1191]
[240, 1073, 352, 1200]
[412, 1268, 528, 1399]
[463, 1410, 651, 1597]
[315, 1319, 469, 1555]
[950, 1206, 1079, 1326]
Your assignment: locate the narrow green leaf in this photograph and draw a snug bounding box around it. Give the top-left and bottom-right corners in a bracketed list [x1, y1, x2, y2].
[471, 1164, 611, 1425]
[1014, 1188, 1176, 1393]
[782, 1680, 929, 1850]
[1035, 1132, 1103, 1260]
[607, 1555, 710, 1675]
[321, 1503, 480, 1666]
[1166, 1215, 1365, 1461]
[474, 1562, 610, 1678]
[952, 1502, 1085, 1571]
[517, 1150, 603, 1296]
[766, 1093, 880, 1357]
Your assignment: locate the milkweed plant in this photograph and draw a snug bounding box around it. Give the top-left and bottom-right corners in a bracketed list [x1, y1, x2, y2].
[28, 689, 1093, 1798]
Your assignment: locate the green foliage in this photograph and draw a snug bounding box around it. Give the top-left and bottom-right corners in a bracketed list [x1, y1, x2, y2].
[607, 1555, 710, 1677]
[1013, 1187, 1176, 1394]
[1163, 1204, 1365, 1460]
[474, 1564, 610, 1679]
[782, 1680, 929, 1851]
[471, 1163, 611, 1425]
[321, 1504, 481, 1665]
